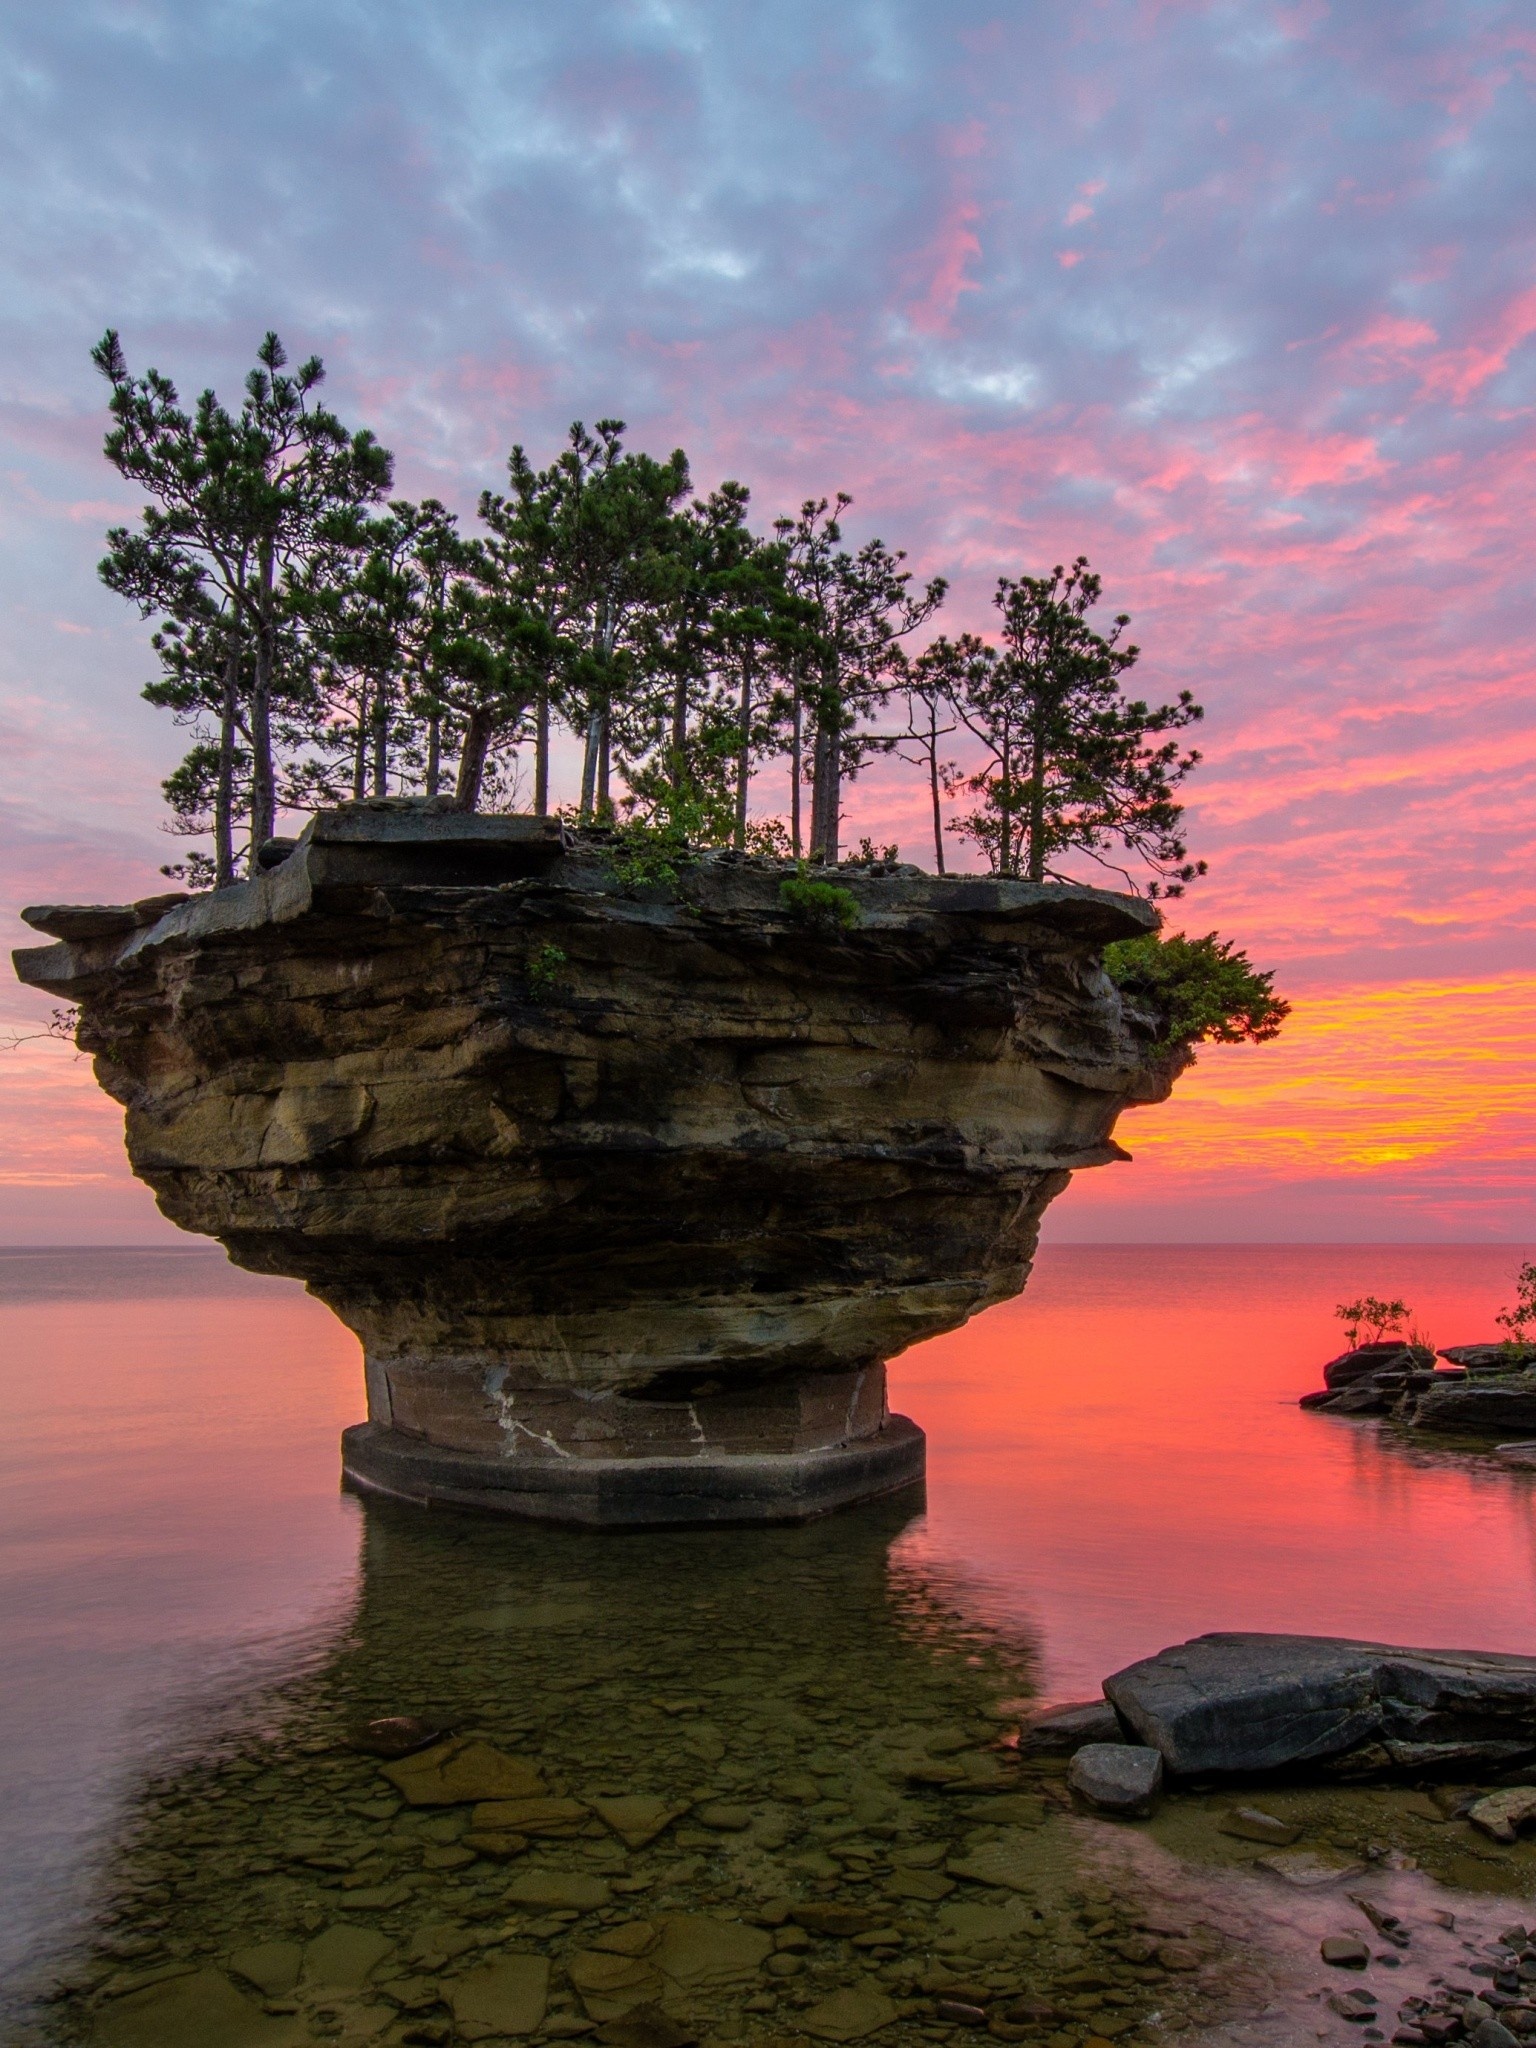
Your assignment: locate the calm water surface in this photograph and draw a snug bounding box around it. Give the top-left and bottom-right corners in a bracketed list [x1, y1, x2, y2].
[3, 1242, 1534, 2043]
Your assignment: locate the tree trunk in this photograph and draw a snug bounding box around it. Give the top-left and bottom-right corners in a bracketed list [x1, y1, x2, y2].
[351, 689, 369, 800]
[671, 666, 688, 792]
[1027, 710, 1045, 883]
[733, 656, 752, 852]
[425, 710, 441, 797]
[248, 574, 276, 871]
[928, 715, 945, 876]
[579, 707, 601, 821]
[534, 689, 549, 816]
[809, 724, 840, 865]
[580, 595, 615, 823]
[371, 681, 389, 796]
[214, 643, 238, 889]
[999, 731, 1014, 878]
[455, 703, 494, 810]
[790, 681, 802, 858]
[597, 711, 611, 819]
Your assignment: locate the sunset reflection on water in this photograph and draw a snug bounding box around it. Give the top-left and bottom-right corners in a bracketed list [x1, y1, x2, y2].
[3, 1241, 1536, 1999]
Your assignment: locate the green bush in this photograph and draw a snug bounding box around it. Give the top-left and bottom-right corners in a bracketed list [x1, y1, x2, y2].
[525, 943, 568, 997]
[779, 875, 860, 933]
[1103, 930, 1289, 1050]
[606, 818, 695, 889]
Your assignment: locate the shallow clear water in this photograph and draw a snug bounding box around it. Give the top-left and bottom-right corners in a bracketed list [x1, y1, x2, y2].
[3, 1243, 1535, 2046]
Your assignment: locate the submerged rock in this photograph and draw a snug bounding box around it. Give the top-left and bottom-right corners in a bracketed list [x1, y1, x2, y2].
[12, 800, 1179, 1525]
[1018, 1699, 1124, 1752]
[1103, 1632, 1536, 1779]
[1066, 1743, 1162, 1816]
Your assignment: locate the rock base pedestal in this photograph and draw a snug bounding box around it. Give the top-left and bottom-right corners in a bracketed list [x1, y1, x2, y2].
[339, 1413, 926, 1526]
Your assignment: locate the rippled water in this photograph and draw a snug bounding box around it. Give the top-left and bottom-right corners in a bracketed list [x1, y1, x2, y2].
[3, 1242, 1535, 2046]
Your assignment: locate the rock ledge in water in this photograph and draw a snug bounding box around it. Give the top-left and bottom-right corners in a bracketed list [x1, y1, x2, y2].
[11, 800, 1180, 1525]
[1102, 1632, 1536, 1780]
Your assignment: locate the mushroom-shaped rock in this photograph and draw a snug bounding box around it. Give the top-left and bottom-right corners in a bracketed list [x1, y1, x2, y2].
[12, 800, 1183, 1524]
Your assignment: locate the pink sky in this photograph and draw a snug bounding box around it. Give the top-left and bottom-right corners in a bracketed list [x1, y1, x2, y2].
[1, 0, 1533, 1242]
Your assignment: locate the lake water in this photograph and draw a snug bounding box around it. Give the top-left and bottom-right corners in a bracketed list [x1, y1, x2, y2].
[3, 1242, 1535, 2046]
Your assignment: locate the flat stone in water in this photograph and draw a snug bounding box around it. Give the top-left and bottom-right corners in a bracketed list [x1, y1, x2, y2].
[655, 1915, 773, 1988]
[594, 2008, 699, 2048]
[506, 1869, 612, 1911]
[92, 1968, 307, 2048]
[568, 1948, 666, 2017]
[799, 1983, 899, 2041]
[471, 1795, 587, 1834]
[382, 1736, 545, 1806]
[1468, 1788, 1536, 1842]
[589, 1795, 686, 1849]
[1218, 1806, 1303, 1845]
[347, 1715, 450, 1758]
[460, 1601, 595, 1631]
[692, 1801, 752, 1830]
[227, 1941, 303, 1997]
[1321, 1935, 1371, 1967]
[792, 1906, 883, 1936]
[405, 1920, 481, 1965]
[960, 1793, 1046, 1827]
[936, 1900, 1038, 1948]
[449, 1953, 551, 2036]
[301, 1924, 394, 1987]
[945, 1828, 1048, 1893]
[1255, 1850, 1367, 1888]
[592, 1922, 662, 1956]
[884, 1867, 956, 1902]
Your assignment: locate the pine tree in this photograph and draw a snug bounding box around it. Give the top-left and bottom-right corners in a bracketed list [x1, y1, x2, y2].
[939, 558, 1204, 893]
[94, 330, 392, 872]
[774, 498, 945, 864]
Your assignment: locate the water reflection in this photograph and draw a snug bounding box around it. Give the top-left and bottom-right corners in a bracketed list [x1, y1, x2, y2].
[24, 1495, 1264, 2048]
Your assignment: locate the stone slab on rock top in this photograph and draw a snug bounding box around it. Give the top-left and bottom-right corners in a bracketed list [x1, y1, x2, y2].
[11, 802, 1183, 1524]
[1066, 1742, 1163, 1816]
[1102, 1632, 1536, 1779]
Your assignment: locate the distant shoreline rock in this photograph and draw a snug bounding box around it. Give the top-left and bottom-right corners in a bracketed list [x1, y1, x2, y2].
[1299, 1339, 1536, 1436]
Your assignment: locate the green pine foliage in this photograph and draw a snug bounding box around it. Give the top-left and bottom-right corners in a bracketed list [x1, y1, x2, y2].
[779, 874, 860, 932]
[1103, 931, 1289, 1051]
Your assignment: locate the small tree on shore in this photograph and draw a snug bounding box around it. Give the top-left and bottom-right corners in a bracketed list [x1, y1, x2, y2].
[1495, 1261, 1536, 1349]
[1334, 1297, 1410, 1350]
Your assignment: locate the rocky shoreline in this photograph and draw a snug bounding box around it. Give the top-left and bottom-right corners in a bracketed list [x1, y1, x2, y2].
[1298, 1341, 1536, 1447]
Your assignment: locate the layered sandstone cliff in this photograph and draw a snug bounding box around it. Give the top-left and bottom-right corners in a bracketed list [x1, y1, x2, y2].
[14, 800, 1183, 1521]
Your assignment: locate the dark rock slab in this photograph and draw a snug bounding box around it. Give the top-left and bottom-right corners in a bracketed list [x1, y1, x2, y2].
[1102, 1633, 1536, 1780]
[1323, 1344, 1432, 1391]
[1017, 1700, 1124, 1752]
[1440, 1345, 1536, 1371]
[1410, 1377, 1536, 1437]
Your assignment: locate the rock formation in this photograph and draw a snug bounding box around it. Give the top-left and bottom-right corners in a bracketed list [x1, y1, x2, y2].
[13, 799, 1180, 1523]
[1103, 1633, 1536, 1781]
[1300, 1341, 1536, 1436]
